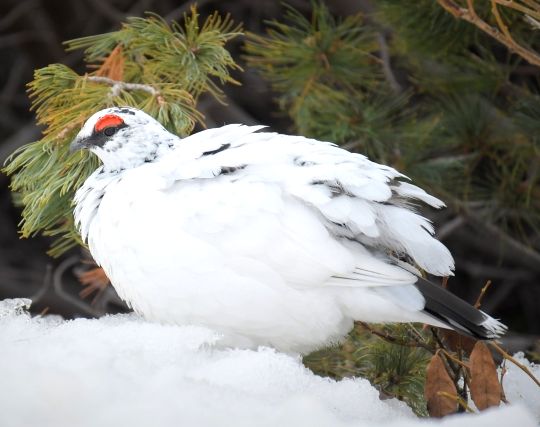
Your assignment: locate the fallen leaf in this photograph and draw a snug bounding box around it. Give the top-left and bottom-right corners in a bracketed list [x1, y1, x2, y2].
[78, 267, 110, 300]
[440, 329, 477, 354]
[469, 342, 501, 410]
[425, 354, 458, 417]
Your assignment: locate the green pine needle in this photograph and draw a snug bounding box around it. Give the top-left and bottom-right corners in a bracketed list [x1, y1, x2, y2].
[3, 8, 242, 256]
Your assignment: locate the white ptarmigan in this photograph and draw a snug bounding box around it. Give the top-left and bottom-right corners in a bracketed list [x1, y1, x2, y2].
[71, 106, 506, 353]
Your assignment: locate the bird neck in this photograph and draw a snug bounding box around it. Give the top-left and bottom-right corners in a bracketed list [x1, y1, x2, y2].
[94, 135, 180, 173]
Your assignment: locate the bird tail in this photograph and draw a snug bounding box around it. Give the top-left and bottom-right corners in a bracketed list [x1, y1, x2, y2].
[415, 277, 507, 339]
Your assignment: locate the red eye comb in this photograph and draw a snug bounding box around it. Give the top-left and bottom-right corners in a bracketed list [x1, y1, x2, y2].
[94, 114, 124, 132]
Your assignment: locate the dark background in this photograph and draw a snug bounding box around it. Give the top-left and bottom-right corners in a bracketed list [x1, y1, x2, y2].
[0, 0, 538, 352]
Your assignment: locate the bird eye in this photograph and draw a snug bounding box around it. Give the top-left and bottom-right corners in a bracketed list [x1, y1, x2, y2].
[103, 127, 117, 137]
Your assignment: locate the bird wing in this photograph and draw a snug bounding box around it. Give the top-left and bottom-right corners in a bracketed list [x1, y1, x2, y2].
[149, 125, 454, 291]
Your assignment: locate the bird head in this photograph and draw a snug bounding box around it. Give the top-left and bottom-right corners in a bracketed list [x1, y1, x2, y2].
[70, 107, 178, 172]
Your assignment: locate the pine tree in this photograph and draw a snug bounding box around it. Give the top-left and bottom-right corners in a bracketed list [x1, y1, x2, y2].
[3, 8, 241, 256]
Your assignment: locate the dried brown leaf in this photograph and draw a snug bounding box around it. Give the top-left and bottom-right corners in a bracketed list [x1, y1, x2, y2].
[78, 267, 110, 299]
[470, 342, 501, 410]
[425, 354, 458, 417]
[440, 329, 477, 354]
[95, 45, 125, 81]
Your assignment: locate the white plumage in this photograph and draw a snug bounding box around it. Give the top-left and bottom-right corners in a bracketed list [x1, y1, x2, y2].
[71, 107, 505, 353]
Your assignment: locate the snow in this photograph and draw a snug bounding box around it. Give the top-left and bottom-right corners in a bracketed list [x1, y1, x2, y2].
[502, 352, 540, 420]
[0, 298, 537, 427]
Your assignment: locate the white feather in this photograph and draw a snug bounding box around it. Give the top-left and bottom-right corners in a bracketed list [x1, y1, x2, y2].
[378, 206, 454, 276]
[391, 181, 446, 208]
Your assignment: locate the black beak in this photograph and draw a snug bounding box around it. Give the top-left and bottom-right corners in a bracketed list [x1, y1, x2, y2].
[69, 137, 88, 153]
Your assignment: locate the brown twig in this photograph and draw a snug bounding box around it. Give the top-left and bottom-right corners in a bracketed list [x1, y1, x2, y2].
[489, 341, 540, 387]
[431, 328, 462, 381]
[491, 1, 513, 41]
[474, 280, 492, 309]
[441, 345, 473, 402]
[431, 327, 476, 411]
[493, 0, 540, 19]
[437, 0, 540, 67]
[377, 32, 402, 94]
[437, 391, 475, 412]
[443, 345, 472, 409]
[441, 276, 449, 289]
[38, 307, 50, 316]
[441, 349, 471, 370]
[523, 14, 540, 29]
[499, 359, 509, 403]
[408, 323, 432, 346]
[357, 321, 435, 353]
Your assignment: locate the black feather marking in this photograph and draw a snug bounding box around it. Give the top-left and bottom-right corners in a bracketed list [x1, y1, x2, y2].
[112, 107, 136, 115]
[293, 157, 315, 167]
[311, 179, 352, 197]
[414, 277, 499, 339]
[144, 151, 158, 163]
[202, 143, 231, 156]
[324, 219, 356, 241]
[219, 165, 246, 175]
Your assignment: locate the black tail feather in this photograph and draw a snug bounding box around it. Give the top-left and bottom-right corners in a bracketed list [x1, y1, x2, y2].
[415, 277, 507, 339]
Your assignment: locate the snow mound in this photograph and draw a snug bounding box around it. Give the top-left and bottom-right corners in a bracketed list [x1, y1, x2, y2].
[502, 351, 540, 420]
[0, 298, 537, 427]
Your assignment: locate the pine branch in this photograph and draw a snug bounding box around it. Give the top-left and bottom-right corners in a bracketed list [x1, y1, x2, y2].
[437, 0, 540, 67]
[3, 9, 242, 256]
[245, 2, 386, 142]
[376, 32, 402, 93]
[86, 76, 165, 104]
